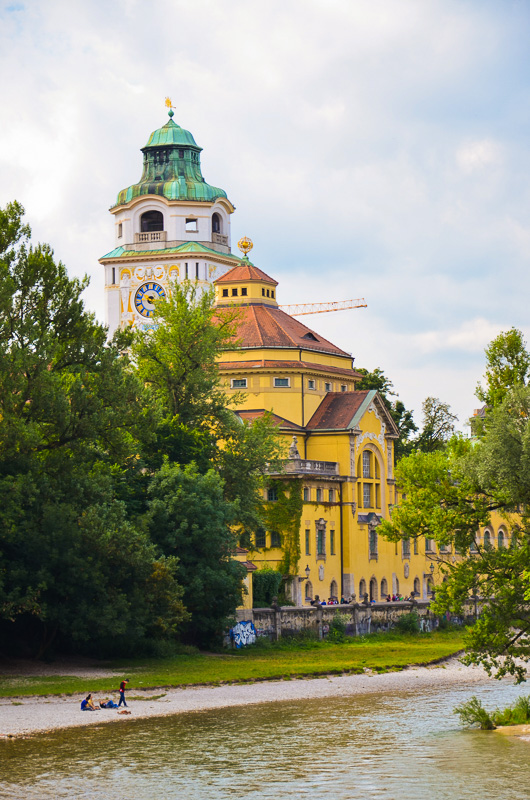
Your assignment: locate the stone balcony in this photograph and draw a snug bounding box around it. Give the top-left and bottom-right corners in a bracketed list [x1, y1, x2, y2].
[134, 231, 167, 244]
[272, 458, 340, 476]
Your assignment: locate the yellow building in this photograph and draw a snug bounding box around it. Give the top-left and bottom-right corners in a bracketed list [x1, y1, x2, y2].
[215, 258, 447, 606]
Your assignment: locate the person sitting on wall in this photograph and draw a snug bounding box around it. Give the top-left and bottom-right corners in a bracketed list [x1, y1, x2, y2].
[340, 596, 348, 604]
[386, 595, 391, 602]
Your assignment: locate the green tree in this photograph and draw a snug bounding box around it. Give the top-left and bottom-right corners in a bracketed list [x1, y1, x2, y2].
[380, 387, 530, 682]
[0, 202, 186, 656]
[415, 396, 458, 453]
[146, 461, 246, 647]
[356, 367, 417, 458]
[476, 328, 530, 408]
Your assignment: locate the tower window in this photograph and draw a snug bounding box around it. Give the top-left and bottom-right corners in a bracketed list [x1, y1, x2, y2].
[195, 262, 199, 278]
[186, 218, 198, 232]
[212, 212, 221, 233]
[262, 288, 265, 296]
[341, 384, 347, 392]
[271, 290, 275, 298]
[185, 263, 189, 279]
[232, 288, 238, 296]
[222, 289, 228, 297]
[231, 378, 247, 389]
[307, 379, 315, 389]
[266, 289, 270, 297]
[140, 210, 164, 232]
[118, 223, 122, 238]
[241, 287, 248, 296]
[274, 377, 290, 387]
[325, 382, 332, 392]
[111, 267, 116, 285]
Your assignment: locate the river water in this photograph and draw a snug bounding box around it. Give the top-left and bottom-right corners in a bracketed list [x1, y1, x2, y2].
[0, 678, 528, 799]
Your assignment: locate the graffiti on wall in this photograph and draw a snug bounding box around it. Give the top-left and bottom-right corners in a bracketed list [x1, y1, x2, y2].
[230, 620, 257, 648]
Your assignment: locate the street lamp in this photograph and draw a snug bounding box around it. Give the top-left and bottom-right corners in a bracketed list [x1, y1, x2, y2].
[305, 564, 310, 579]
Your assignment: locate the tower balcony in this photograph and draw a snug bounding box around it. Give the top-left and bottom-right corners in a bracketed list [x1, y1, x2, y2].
[134, 231, 168, 244]
[212, 232, 229, 246]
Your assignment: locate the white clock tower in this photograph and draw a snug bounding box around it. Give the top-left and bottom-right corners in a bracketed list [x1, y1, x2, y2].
[100, 107, 242, 336]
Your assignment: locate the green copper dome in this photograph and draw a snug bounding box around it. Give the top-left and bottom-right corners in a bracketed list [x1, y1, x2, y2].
[114, 114, 228, 206]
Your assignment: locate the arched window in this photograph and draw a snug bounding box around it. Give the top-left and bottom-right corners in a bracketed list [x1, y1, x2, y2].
[140, 210, 164, 232]
[484, 529, 492, 549]
[359, 579, 366, 599]
[305, 580, 313, 601]
[212, 212, 222, 233]
[414, 577, 420, 595]
[381, 577, 388, 598]
[369, 577, 378, 602]
[330, 580, 338, 600]
[498, 529, 505, 549]
[357, 448, 382, 510]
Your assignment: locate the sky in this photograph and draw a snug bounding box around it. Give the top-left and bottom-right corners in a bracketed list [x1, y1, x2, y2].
[1, 0, 530, 429]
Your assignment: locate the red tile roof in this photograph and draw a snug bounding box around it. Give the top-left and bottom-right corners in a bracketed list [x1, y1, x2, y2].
[216, 304, 351, 357]
[236, 409, 304, 430]
[215, 264, 278, 285]
[306, 391, 371, 430]
[218, 359, 360, 378]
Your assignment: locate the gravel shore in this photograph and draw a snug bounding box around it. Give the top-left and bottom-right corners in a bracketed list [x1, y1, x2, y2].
[0, 658, 505, 739]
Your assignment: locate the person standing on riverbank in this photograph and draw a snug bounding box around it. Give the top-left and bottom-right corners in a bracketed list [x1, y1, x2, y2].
[118, 679, 129, 707]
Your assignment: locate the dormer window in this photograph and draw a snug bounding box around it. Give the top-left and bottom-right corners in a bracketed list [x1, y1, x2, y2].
[186, 218, 198, 232]
[141, 210, 163, 232]
[222, 289, 229, 297]
[303, 332, 319, 342]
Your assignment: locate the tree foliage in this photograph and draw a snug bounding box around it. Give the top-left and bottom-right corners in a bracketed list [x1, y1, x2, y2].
[476, 327, 530, 408]
[380, 387, 530, 682]
[415, 396, 458, 453]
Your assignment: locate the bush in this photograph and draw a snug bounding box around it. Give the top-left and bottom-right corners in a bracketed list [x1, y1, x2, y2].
[454, 696, 496, 729]
[253, 566, 283, 607]
[394, 611, 420, 634]
[327, 613, 349, 643]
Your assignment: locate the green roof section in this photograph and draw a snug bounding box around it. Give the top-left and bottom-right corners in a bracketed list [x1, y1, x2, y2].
[100, 241, 244, 261]
[348, 390, 377, 429]
[113, 113, 229, 207]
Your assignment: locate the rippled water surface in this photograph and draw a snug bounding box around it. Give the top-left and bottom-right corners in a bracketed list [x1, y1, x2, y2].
[1, 679, 529, 799]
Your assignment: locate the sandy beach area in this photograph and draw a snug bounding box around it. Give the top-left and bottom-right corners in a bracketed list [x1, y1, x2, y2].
[0, 657, 509, 739]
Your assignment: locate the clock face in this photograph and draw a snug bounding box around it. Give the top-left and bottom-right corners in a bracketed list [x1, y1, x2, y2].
[134, 282, 166, 317]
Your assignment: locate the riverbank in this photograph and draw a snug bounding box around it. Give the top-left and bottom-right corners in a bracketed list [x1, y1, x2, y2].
[0, 657, 512, 739]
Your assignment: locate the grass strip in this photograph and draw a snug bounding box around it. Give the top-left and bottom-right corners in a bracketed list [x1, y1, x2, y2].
[0, 630, 465, 699]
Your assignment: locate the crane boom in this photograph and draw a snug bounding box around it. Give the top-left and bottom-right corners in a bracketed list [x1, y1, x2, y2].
[279, 298, 367, 316]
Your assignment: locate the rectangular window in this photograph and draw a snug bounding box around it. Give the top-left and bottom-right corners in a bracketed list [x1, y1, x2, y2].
[255, 529, 266, 548]
[317, 529, 325, 555]
[231, 378, 247, 389]
[330, 530, 335, 555]
[185, 218, 198, 232]
[316, 488, 322, 502]
[402, 539, 411, 558]
[303, 487, 309, 501]
[271, 290, 275, 298]
[375, 484, 381, 508]
[341, 384, 347, 392]
[307, 379, 315, 389]
[222, 288, 228, 297]
[305, 529, 310, 555]
[325, 382, 332, 392]
[267, 487, 278, 502]
[369, 529, 378, 557]
[274, 377, 290, 387]
[425, 537, 435, 553]
[414, 537, 418, 555]
[328, 488, 334, 503]
[362, 451, 371, 478]
[232, 288, 238, 296]
[241, 287, 248, 296]
[270, 530, 281, 548]
[185, 262, 188, 279]
[195, 262, 199, 278]
[266, 289, 270, 297]
[363, 484, 371, 508]
[118, 223, 122, 238]
[111, 267, 116, 285]
[262, 288, 265, 296]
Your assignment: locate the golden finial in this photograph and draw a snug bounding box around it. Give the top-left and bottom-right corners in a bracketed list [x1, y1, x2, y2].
[165, 97, 175, 118]
[238, 236, 253, 255]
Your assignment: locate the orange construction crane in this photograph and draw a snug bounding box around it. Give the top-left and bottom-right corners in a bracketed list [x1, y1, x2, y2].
[279, 298, 367, 316]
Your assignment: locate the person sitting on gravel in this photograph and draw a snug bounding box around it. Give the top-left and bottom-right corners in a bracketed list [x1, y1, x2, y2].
[80, 694, 99, 711]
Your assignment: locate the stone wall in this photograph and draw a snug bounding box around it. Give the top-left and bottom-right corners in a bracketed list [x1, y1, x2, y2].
[233, 600, 474, 643]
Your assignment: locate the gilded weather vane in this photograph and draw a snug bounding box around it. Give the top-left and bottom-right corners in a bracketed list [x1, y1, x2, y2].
[165, 97, 175, 118]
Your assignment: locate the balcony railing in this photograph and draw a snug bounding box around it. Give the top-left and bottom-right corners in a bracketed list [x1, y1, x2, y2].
[212, 232, 229, 246]
[134, 231, 167, 244]
[281, 459, 339, 475]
